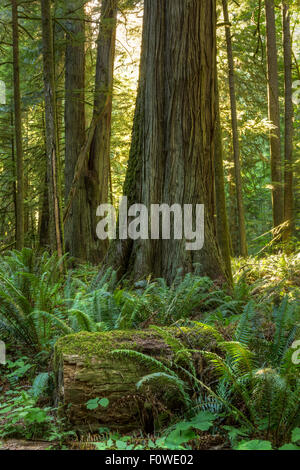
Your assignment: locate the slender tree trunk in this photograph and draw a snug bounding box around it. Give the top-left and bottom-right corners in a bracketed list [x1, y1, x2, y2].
[64, 0, 88, 260]
[40, 0, 63, 257]
[39, 173, 50, 248]
[103, 0, 227, 284]
[215, 75, 233, 283]
[64, 0, 117, 263]
[265, 0, 284, 232]
[11, 0, 24, 250]
[87, 0, 117, 263]
[222, 0, 248, 257]
[10, 107, 17, 248]
[39, 111, 50, 248]
[227, 151, 239, 256]
[282, 1, 294, 241]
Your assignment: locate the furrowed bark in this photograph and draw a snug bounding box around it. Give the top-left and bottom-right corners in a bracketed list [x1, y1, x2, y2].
[222, 0, 248, 257]
[41, 0, 64, 258]
[282, 1, 294, 242]
[265, 0, 284, 233]
[102, 0, 228, 285]
[11, 0, 24, 250]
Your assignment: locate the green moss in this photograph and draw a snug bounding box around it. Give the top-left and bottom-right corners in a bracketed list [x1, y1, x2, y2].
[54, 326, 218, 373]
[54, 329, 168, 369]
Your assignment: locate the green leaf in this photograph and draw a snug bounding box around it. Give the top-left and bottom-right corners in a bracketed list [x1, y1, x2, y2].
[94, 442, 107, 450]
[292, 428, 300, 444]
[99, 427, 110, 434]
[223, 426, 249, 442]
[116, 440, 128, 450]
[279, 444, 300, 450]
[189, 411, 216, 431]
[166, 428, 196, 446]
[234, 440, 273, 451]
[86, 398, 100, 410]
[99, 398, 109, 408]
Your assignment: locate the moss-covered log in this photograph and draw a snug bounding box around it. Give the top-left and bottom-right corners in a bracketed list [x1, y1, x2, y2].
[54, 328, 218, 433]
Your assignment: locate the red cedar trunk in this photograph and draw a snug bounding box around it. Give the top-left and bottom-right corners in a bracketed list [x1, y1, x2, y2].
[87, 0, 117, 263]
[104, 0, 227, 284]
[11, 0, 24, 250]
[64, 0, 88, 260]
[41, 0, 64, 257]
[282, 1, 294, 241]
[215, 75, 233, 283]
[63, 0, 117, 263]
[222, 0, 248, 257]
[265, 0, 284, 232]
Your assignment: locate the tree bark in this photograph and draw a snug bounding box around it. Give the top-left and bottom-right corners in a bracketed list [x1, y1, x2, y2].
[11, 0, 24, 250]
[265, 0, 284, 232]
[103, 0, 227, 284]
[40, 0, 63, 258]
[54, 328, 220, 433]
[282, 1, 294, 241]
[39, 112, 50, 248]
[64, 0, 88, 260]
[215, 75, 233, 284]
[222, 0, 248, 257]
[87, 0, 117, 263]
[64, 0, 117, 263]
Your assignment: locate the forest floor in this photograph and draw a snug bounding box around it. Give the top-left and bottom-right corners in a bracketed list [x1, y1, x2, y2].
[0, 439, 51, 450]
[0, 249, 299, 451]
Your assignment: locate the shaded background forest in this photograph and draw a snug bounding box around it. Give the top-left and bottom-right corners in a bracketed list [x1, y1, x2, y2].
[0, 0, 299, 260]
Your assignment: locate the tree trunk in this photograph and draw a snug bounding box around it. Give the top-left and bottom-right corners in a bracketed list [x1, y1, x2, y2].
[64, 0, 117, 263]
[103, 0, 227, 284]
[40, 0, 63, 258]
[10, 107, 17, 248]
[265, 0, 284, 232]
[11, 0, 24, 250]
[87, 0, 117, 263]
[222, 0, 248, 257]
[227, 151, 239, 256]
[282, 1, 294, 241]
[215, 75, 233, 284]
[64, 0, 88, 260]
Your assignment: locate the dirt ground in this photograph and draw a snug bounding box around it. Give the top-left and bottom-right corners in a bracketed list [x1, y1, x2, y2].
[0, 439, 52, 450]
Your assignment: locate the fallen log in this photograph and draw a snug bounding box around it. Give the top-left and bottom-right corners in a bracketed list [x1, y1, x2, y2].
[54, 327, 219, 433]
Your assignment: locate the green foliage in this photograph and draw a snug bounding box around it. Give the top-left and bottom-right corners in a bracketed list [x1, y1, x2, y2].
[86, 397, 110, 410]
[0, 250, 299, 449]
[232, 427, 300, 450]
[234, 440, 273, 451]
[0, 390, 54, 440]
[0, 249, 69, 351]
[30, 372, 52, 399]
[4, 356, 35, 386]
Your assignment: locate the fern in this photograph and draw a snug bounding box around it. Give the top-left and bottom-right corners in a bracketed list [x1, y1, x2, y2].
[136, 372, 191, 407]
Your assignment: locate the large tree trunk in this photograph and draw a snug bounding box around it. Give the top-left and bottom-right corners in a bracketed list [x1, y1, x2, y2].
[11, 0, 24, 250]
[282, 1, 294, 242]
[64, 0, 88, 260]
[41, 0, 64, 257]
[222, 0, 247, 257]
[265, 0, 284, 233]
[103, 0, 227, 284]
